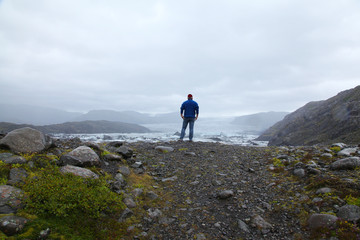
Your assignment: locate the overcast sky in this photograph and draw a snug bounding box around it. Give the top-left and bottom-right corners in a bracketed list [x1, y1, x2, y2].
[0, 0, 359, 117]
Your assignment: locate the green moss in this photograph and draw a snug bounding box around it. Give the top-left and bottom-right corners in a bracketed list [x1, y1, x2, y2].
[22, 166, 125, 218]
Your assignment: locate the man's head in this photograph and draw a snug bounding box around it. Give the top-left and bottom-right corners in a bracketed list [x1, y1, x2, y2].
[188, 94, 193, 100]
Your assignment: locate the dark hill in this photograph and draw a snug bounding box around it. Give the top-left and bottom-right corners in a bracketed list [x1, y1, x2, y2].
[0, 120, 150, 134]
[257, 85, 360, 146]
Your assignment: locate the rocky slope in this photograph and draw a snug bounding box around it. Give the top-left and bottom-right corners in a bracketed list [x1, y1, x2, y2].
[257, 85, 360, 146]
[0, 128, 359, 239]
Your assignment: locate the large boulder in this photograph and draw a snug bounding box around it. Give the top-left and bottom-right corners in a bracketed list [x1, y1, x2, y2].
[330, 157, 360, 170]
[59, 146, 101, 167]
[337, 205, 360, 222]
[59, 165, 99, 179]
[0, 127, 52, 154]
[307, 214, 338, 230]
[0, 185, 24, 214]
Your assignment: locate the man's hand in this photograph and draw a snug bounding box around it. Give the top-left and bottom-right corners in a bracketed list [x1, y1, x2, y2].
[181, 114, 184, 119]
[195, 115, 198, 121]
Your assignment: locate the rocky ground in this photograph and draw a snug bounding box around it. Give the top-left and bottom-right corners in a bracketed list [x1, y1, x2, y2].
[126, 141, 303, 239]
[122, 141, 360, 240]
[0, 128, 360, 239]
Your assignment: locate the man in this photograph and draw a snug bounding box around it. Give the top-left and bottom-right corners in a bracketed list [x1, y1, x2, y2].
[180, 94, 199, 141]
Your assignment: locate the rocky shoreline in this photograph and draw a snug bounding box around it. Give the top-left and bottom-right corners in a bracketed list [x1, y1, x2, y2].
[0, 127, 359, 239]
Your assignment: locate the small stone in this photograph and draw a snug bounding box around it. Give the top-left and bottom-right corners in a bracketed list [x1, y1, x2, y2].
[131, 161, 143, 168]
[60, 165, 99, 179]
[250, 215, 272, 233]
[146, 191, 159, 200]
[195, 233, 206, 240]
[118, 208, 133, 222]
[217, 190, 234, 199]
[0, 216, 29, 236]
[238, 219, 250, 233]
[155, 146, 174, 153]
[118, 166, 131, 176]
[132, 188, 144, 197]
[148, 208, 162, 219]
[123, 197, 136, 208]
[162, 176, 178, 182]
[316, 187, 332, 194]
[293, 168, 306, 177]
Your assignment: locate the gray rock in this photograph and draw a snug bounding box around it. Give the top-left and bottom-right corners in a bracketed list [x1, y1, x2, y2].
[316, 187, 332, 194]
[0, 127, 52, 154]
[146, 191, 159, 200]
[307, 167, 321, 175]
[118, 166, 131, 176]
[131, 161, 143, 168]
[250, 215, 272, 233]
[59, 165, 99, 179]
[118, 208, 133, 222]
[155, 146, 174, 153]
[132, 188, 144, 197]
[7, 168, 28, 186]
[39, 228, 51, 239]
[217, 190, 234, 199]
[3, 155, 27, 165]
[123, 197, 136, 208]
[293, 168, 306, 177]
[321, 153, 333, 158]
[238, 219, 250, 233]
[115, 146, 133, 159]
[0, 185, 24, 214]
[0, 216, 29, 236]
[162, 176, 178, 182]
[59, 146, 100, 167]
[337, 205, 360, 221]
[307, 214, 338, 230]
[0, 153, 13, 160]
[103, 154, 122, 161]
[332, 143, 347, 149]
[337, 148, 357, 157]
[195, 233, 206, 240]
[111, 173, 127, 191]
[148, 208, 162, 218]
[330, 157, 360, 170]
[184, 152, 196, 156]
[159, 217, 176, 225]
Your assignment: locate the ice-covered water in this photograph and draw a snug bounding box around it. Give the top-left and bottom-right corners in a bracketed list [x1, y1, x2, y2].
[51, 120, 268, 146]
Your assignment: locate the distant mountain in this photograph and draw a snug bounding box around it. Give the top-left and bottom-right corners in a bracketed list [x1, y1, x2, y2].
[74, 110, 155, 124]
[257, 85, 360, 146]
[231, 112, 289, 133]
[0, 104, 82, 125]
[0, 120, 150, 134]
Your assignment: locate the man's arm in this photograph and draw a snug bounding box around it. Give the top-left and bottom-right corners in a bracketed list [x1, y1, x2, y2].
[195, 105, 199, 120]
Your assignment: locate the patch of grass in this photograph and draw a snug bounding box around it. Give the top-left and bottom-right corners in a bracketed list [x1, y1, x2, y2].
[22, 166, 125, 218]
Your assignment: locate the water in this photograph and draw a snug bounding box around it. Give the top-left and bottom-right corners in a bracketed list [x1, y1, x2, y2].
[51, 121, 268, 146]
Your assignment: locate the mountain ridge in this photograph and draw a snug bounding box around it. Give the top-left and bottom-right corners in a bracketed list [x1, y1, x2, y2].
[257, 85, 360, 145]
[0, 120, 150, 134]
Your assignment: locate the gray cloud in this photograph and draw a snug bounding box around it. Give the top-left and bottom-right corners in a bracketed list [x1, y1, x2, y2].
[0, 0, 359, 117]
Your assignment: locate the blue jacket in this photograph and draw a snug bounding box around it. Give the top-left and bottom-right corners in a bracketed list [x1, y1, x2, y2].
[180, 100, 199, 118]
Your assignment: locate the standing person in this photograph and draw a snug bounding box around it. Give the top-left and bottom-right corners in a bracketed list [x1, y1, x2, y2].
[180, 94, 199, 141]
